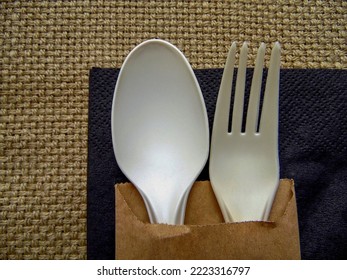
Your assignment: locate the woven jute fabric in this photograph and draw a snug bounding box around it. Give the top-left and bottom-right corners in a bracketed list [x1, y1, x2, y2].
[1, 1, 346, 260]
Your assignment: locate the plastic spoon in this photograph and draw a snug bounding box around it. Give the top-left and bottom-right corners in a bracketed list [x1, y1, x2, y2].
[111, 39, 209, 224]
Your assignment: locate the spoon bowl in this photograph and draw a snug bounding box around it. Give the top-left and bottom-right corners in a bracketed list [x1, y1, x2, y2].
[111, 39, 209, 224]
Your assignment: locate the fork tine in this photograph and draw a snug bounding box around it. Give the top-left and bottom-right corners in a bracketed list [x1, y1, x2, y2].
[259, 42, 281, 137]
[231, 42, 248, 133]
[213, 42, 237, 133]
[245, 43, 266, 133]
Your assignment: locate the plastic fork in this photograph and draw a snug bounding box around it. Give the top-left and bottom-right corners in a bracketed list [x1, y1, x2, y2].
[209, 42, 281, 222]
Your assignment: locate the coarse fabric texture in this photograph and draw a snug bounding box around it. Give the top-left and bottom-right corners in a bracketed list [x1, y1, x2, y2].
[1, 1, 346, 259]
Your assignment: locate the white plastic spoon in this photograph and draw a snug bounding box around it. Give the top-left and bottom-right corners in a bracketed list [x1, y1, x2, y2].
[111, 39, 209, 224]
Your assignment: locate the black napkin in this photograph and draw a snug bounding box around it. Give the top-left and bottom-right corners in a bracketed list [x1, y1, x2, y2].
[88, 68, 347, 260]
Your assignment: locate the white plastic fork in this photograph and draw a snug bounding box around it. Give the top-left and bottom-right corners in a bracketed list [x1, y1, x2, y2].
[209, 42, 281, 222]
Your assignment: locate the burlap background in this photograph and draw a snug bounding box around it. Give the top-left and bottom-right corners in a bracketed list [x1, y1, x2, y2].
[1, 0, 346, 259]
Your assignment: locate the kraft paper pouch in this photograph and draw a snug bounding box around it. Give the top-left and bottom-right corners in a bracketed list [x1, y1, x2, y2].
[115, 179, 301, 259]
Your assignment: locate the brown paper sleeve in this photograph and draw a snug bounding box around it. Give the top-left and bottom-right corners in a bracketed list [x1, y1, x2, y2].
[115, 179, 301, 259]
